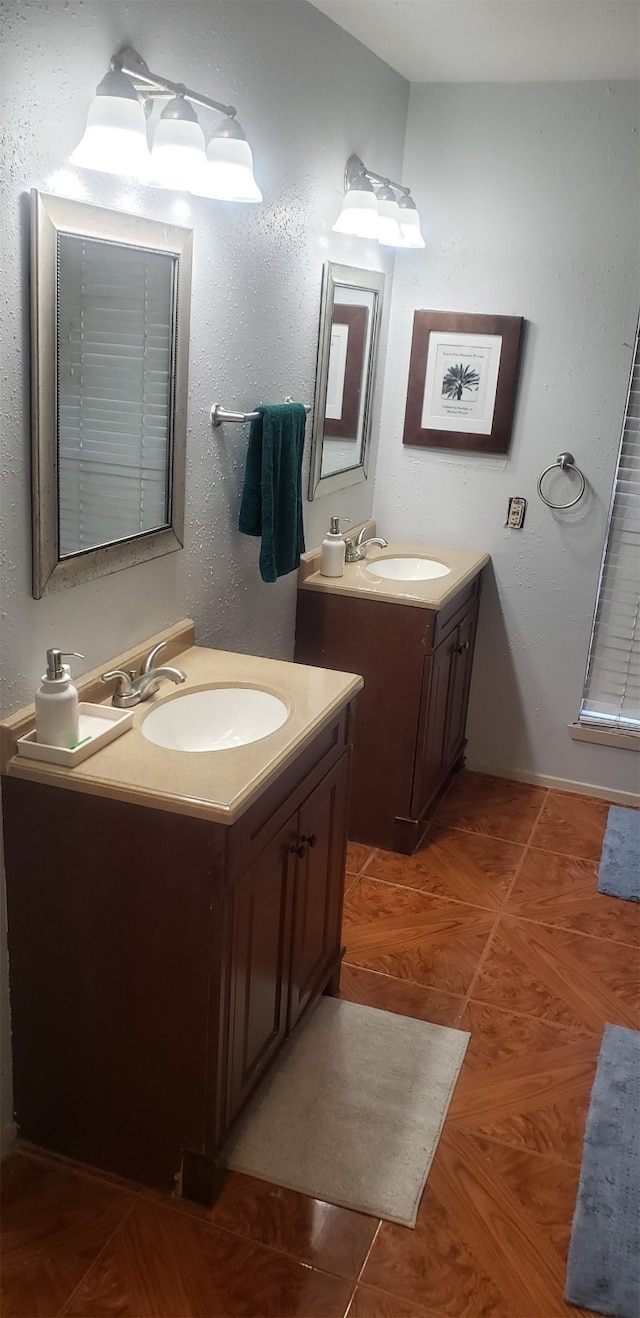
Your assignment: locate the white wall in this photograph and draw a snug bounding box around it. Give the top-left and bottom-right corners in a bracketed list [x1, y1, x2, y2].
[0, 0, 408, 1153]
[375, 80, 640, 797]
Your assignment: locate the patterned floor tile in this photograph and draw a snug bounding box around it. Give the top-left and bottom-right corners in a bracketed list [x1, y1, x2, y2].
[339, 962, 463, 1027]
[506, 846, 640, 944]
[361, 1127, 593, 1317]
[0, 1151, 136, 1318]
[347, 1285, 440, 1317]
[346, 842, 377, 876]
[206, 1172, 378, 1279]
[64, 1198, 352, 1317]
[365, 826, 524, 909]
[451, 1002, 601, 1162]
[433, 772, 547, 844]
[529, 791, 611, 860]
[342, 878, 495, 997]
[472, 914, 640, 1031]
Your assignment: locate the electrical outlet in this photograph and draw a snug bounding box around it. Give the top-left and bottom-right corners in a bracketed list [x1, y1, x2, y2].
[506, 496, 527, 529]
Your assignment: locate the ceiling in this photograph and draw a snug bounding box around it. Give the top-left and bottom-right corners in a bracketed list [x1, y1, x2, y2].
[308, 1, 640, 83]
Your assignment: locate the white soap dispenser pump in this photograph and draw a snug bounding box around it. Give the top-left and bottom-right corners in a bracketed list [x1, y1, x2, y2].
[320, 516, 346, 578]
[35, 649, 84, 748]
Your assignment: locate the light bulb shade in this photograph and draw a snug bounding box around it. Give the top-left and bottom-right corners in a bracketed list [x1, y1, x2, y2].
[70, 93, 150, 178]
[376, 187, 403, 246]
[199, 137, 262, 202]
[196, 122, 262, 202]
[149, 99, 207, 190]
[399, 208, 425, 248]
[397, 194, 426, 248]
[332, 188, 379, 238]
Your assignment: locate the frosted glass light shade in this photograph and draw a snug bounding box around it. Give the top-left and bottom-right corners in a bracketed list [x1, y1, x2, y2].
[70, 96, 150, 178]
[332, 189, 379, 239]
[149, 118, 207, 190]
[376, 192, 403, 246]
[399, 208, 426, 248]
[196, 136, 262, 202]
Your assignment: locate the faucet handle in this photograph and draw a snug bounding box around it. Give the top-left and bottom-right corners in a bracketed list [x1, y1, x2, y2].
[142, 641, 167, 674]
[101, 669, 134, 696]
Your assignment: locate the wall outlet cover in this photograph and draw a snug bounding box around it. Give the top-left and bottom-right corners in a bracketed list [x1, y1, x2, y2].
[506, 496, 527, 529]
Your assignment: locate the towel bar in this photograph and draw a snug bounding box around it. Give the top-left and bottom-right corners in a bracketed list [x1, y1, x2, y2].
[211, 401, 310, 428]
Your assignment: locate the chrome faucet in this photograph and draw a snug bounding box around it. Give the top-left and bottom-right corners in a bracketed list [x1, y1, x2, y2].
[344, 526, 389, 563]
[102, 641, 187, 708]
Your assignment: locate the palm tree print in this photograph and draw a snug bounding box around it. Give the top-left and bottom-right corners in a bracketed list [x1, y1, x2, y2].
[442, 363, 480, 401]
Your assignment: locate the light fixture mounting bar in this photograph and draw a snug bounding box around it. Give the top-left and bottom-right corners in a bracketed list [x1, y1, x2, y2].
[344, 153, 410, 197]
[112, 45, 237, 119]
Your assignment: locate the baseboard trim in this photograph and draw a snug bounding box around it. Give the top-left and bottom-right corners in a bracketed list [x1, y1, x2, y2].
[464, 761, 640, 808]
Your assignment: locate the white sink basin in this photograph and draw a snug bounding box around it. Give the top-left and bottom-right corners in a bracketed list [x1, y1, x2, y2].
[366, 556, 451, 581]
[141, 687, 288, 752]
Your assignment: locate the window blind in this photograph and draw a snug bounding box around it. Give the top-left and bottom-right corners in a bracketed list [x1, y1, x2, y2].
[579, 320, 640, 732]
[57, 234, 175, 558]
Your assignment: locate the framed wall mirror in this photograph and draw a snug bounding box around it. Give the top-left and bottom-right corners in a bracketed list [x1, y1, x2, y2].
[30, 190, 192, 597]
[308, 262, 384, 500]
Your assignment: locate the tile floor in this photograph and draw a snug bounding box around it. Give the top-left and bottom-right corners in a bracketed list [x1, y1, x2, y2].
[2, 770, 638, 1317]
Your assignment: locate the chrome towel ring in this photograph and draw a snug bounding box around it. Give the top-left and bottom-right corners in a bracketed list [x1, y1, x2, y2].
[537, 452, 586, 509]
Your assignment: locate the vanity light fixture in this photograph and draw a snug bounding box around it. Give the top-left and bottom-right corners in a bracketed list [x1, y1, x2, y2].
[70, 45, 262, 202]
[332, 154, 425, 249]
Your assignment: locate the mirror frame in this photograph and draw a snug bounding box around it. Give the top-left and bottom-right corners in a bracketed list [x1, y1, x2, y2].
[30, 190, 193, 598]
[308, 262, 384, 500]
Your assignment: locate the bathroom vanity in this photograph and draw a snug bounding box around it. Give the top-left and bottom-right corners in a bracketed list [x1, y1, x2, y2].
[1, 622, 361, 1203]
[295, 538, 489, 854]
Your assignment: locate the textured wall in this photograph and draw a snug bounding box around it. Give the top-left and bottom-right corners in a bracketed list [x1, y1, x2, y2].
[375, 80, 639, 796]
[0, 0, 408, 1153]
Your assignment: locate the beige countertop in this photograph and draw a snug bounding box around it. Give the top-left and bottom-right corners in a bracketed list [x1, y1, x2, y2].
[2, 623, 362, 824]
[299, 535, 490, 610]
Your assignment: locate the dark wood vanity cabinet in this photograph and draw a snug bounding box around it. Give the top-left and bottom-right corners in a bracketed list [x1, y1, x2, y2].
[2, 705, 353, 1203]
[295, 574, 482, 854]
[225, 753, 349, 1131]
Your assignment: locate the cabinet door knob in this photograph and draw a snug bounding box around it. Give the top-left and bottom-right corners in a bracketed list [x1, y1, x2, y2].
[456, 639, 470, 654]
[301, 833, 317, 848]
[291, 841, 307, 858]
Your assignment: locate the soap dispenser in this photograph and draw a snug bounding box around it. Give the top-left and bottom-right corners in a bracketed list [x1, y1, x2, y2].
[320, 516, 346, 578]
[35, 649, 84, 748]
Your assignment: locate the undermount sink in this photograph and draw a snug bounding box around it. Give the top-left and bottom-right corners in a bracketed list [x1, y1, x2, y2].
[366, 556, 452, 581]
[141, 687, 288, 752]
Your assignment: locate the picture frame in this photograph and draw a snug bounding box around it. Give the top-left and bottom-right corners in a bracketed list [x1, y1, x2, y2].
[403, 310, 523, 454]
[323, 303, 368, 439]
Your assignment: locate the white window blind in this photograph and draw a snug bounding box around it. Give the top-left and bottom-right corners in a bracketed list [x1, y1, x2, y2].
[579, 321, 640, 732]
[57, 234, 175, 558]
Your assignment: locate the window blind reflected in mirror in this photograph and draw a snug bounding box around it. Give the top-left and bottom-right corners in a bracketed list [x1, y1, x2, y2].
[56, 234, 175, 557]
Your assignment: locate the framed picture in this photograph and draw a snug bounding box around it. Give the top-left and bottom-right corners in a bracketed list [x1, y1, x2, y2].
[403, 311, 523, 454]
[323, 304, 368, 439]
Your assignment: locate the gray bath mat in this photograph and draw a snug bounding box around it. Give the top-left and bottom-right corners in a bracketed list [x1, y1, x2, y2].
[226, 997, 469, 1227]
[565, 1023, 640, 1317]
[598, 806, 640, 902]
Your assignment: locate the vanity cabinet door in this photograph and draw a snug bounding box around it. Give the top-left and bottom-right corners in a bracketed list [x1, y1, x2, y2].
[288, 752, 350, 1031]
[226, 821, 297, 1128]
[411, 596, 479, 820]
[443, 605, 478, 770]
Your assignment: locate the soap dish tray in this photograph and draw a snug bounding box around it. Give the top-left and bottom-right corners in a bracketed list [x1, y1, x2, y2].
[17, 703, 134, 767]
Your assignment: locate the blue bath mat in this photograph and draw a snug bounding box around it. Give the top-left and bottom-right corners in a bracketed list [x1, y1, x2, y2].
[565, 1024, 640, 1318]
[598, 806, 640, 902]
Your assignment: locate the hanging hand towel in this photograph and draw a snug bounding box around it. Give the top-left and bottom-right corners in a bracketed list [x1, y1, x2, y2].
[238, 402, 307, 583]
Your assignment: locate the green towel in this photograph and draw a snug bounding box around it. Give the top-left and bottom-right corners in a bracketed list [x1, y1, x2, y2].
[238, 402, 307, 583]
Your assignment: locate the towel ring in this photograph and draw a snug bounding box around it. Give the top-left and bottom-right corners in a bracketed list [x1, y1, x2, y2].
[537, 452, 586, 509]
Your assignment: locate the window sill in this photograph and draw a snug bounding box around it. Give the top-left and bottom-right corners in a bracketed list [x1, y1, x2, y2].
[568, 723, 640, 752]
